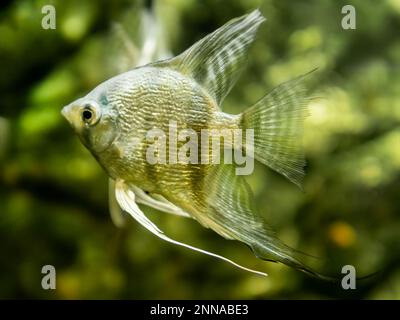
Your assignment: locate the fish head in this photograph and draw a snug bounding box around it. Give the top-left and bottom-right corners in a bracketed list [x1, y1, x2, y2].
[61, 85, 119, 154]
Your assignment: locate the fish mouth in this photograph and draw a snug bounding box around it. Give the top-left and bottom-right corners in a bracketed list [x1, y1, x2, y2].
[62, 100, 85, 125]
[61, 104, 77, 126]
[61, 104, 79, 131]
[61, 105, 69, 119]
[61, 103, 85, 134]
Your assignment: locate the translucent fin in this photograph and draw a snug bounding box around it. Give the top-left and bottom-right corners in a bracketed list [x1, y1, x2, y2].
[198, 164, 335, 281]
[109, 178, 127, 227]
[106, 8, 171, 74]
[129, 184, 191, 218]
[114, 179, 267, 277]
[159, 9, 265, 104]
[137, 9, 172, 65]
[241, 72, 312, 188]
[105, 22, 140, 75]
[111, 24, 138, 62]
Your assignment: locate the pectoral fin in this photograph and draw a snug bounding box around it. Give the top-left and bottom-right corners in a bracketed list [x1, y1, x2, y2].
[109, 178, 127, 227]
[129, 184, 191, 218]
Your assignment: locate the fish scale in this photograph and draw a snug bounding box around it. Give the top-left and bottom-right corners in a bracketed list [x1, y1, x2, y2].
[103, 67, 217, 195]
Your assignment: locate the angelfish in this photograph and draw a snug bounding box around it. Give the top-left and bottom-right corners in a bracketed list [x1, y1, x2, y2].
[62, 10, 327, 279]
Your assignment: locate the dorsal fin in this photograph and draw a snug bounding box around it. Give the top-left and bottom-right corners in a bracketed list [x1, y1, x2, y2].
[157, 10, 265, 105]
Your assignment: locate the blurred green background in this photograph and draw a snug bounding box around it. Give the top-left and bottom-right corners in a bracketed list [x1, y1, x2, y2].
[0, 0, 399, 299]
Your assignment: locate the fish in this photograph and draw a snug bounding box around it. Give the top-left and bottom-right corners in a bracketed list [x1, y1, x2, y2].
[61, 9, 331, 280]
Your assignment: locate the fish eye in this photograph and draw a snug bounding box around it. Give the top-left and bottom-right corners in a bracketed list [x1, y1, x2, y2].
[82, 110, 93, 120]
[81, 102, 101, 125]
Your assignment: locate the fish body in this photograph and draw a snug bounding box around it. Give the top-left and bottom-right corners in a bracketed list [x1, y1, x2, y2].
[67, 66, 236, 203]
[97, 67, 224, 190]
[62, 10, 330, 280]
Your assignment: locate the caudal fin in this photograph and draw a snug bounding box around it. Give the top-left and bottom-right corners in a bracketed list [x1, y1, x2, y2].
[240, 72, 312, 188]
